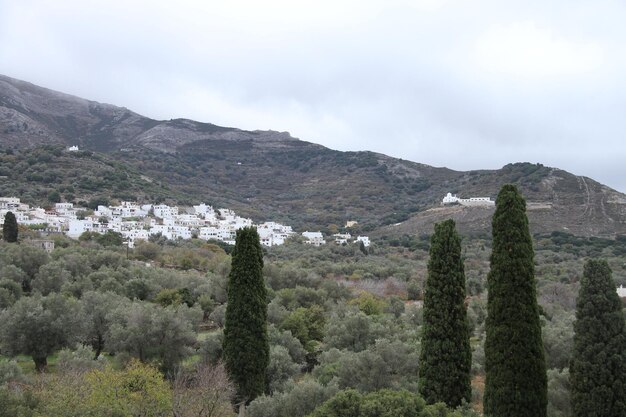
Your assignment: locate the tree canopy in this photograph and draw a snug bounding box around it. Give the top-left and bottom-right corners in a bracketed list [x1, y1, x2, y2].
[570, 259, 626, 417]
[419, 219, 471, 407]
[484, 184, 547, 417]
[2, 211, 17, 243]
[223, 226, 269, 404]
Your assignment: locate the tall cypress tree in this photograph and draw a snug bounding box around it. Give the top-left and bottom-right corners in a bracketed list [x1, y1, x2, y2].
[484, 184, 547, 417]
[570, 259, 626, 417]
[419, 219, 471, 407]
[223, 226, 269, 405]
[2, 211, 18, 243]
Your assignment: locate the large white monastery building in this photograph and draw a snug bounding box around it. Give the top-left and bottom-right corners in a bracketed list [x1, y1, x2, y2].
[442, 193, 495, 207]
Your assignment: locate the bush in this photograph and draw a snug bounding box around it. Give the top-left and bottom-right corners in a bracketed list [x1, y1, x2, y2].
[0, 360, 25, 385]
[247, 378, 339, 417]
[267, 345, 301, 393]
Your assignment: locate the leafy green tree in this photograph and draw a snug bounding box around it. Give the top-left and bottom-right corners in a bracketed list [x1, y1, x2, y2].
[267, 345, 301, 393]
[324, 310, 392, 353]
[2, 211, 18, 243]
[315, 339, 420, 393]
[0, 293, 85, 371]
[95, 230, 124, 247]
[384, 296, 405, 318]
[81, 291, 127, 359]
[0, 245, 49, 292]
[223, 226, 269, 404]
[39, 360, 172, 417]
[281, 305, 326, 351]
[124, 278, 157, 301]
[31, 260, 71, 295]
[570, 259, 626, 417]
[269, 324, 307, 364]
[197, 293, 216, 321]
[419, 219, 471, 407]
[0, 279, 21, 308]
[547, 368, 572, 417]
[247, 379, 338, 417]
[106, 301, 199, 374]
[484, 184, 547, 417]
[47, 190, 61, 203]
[155, 288, 183, 307]
[349, 292, 385, 316]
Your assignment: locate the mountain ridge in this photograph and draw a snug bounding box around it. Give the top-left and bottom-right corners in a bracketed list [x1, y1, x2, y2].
[1, 74, 625, 237]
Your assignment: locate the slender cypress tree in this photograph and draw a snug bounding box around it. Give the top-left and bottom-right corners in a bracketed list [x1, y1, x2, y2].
[570, 259, 626, 417]
[484, 184, 547, 417]
[419, 219, 471, 407]
[2, 211, 18, 243]
[223, 226, 269, 405]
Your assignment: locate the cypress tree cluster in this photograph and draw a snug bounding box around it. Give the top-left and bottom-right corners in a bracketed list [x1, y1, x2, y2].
[419, 219, 471, 407]
[484, 184, 547, 417]
[570, 259, 626, 417]
[2, 211, 18, 242]
[223, 226, 269, 404]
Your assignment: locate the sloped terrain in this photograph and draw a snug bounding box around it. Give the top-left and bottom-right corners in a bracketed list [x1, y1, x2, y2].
[1, 74, 625, 236]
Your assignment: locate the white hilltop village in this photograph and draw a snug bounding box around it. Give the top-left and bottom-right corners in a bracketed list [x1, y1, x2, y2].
[0, 197, 371, 249]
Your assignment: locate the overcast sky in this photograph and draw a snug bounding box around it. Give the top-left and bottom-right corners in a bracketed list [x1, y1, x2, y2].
[1, 0, 625, 192]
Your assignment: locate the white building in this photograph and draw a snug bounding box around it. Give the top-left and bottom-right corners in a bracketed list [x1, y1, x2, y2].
[442, 192, 494, 207]
[153, 204, 179, 219]
[618, 285, 626, 298]
[55, 203, 73, 211]
[121, 229, 150, 247]
[68, 145, 79, 152]
[172, 214, 205, 227]
[95, 205, 113, 218]
[302, 231, 325, 246]
[193, 203, 216, 219]
[442, 193, 460, 204]
[333, 233, 352, 245]
[258, 228, 276, 246]
[356, 236, 371, 247]
[0, 197, 21, 210]
[68, 219, 95, 238]
[54, 203, 77, 219]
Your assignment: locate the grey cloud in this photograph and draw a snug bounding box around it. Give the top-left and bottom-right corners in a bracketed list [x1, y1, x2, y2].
[0, 0, 624, 191]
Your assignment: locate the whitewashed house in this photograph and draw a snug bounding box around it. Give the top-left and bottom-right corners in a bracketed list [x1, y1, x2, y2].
[121, 229, 150, 247]
[68, 219, 95, 238]
[618, 285, 626, 298]
[199, 227, 220, 241]
[356, 236, 371, 247]
[0, 197, 21, 210]
[54, 202, 74, 212]
[95, 205, 113, 218]
[173, 214, 205, 227]
[333, 233, 352, 245]
[153, 204, 179, 219]
[258, 227, 275, 246]
[302, 231, 325, 246]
